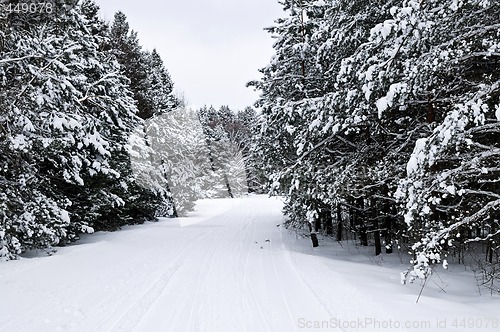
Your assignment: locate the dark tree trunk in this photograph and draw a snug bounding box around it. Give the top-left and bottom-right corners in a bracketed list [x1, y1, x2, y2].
[311, 232, 319, 248]
[336, 203, 343, 242]
[309, 223, 319, 248]
[315, 216, 321, 235]
[488, 224, 496, 264]
[224, 173, 234, 198]
[357, 197, 368, 246]
[486, 241, 493, 264]
[382, 185, 393, 254]
[371, 198, 381, 256]
[426, 96, 435, 123]
[171, 202, 178, 218]
[359, 228, 368, 246]
[324, 208, 334, 236]
[348, 196, 355, 231]
[373, 218, 381, 256]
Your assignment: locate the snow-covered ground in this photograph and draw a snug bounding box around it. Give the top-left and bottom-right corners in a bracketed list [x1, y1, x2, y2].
[0, 195, 498, 332]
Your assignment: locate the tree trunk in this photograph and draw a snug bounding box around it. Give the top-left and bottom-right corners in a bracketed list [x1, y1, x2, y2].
[382, 185, 393, 254]
[315, 215, 321, 235]
[371, 198, 381, 256]
[309, 223, 319, 248]
[311, 232, 319, 247]
[357, 197, 368, 246]
[224, 173, 234, 198]
[336, 203, 342, 242]
[373, 218, 381, 256]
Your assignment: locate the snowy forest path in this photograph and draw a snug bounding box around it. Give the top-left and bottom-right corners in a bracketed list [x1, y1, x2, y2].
[0, 195, 393, 332]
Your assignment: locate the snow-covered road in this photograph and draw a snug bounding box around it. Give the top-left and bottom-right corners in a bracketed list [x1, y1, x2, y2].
[0, 196, 370, 332]
[0, 195, 498, 332]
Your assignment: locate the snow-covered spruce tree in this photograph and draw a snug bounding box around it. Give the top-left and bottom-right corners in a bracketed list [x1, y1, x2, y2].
[287, 0, 408, 251]
[49, 1, 172, 229]
[252, 0, 406, 248]
[0, 1, 119, 256]
[198, 105, 251, 198]
[145, 107, 220, 216]
[236, 107, 267, 193]
[109, 14, 179, 118]
[143, 49, 178, 114]
[0, 0, 171, 259]
[109, 11, 153, 120]
[249, 0, 333, 246]
[301, 0, 434, 253]
[390, 0, 500, 281]
[107, 13, 179, 220]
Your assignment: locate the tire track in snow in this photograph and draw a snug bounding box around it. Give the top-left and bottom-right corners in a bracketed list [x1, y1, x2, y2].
[188, 208, 268, 332]
[278, 229, 338, 318]
[1, 196, 395, 332]
[75, 230, 210, 332]
[130, 204, 259, 332]
[241, 218, 274, 332]
[0, 226, 206, 332]
[185, 220, 227, 332]
[282, 233, 408, 332]
[106, 232, 208, 332]
[269, 233, 301, 330]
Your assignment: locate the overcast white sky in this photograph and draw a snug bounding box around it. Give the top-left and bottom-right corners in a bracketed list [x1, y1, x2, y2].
[95, 0, 284, 111]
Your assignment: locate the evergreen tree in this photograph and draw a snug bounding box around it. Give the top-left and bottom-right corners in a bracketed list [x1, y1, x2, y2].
[109, 11, 152, 119]
[144, 49, 178, 113]
[236, 107, 266, 193]
[198, 105, 252, 198]
[253, 0, 499, 266]
[250, 0, 342, 246]
[390, 0, 500, 281]
[146, 107, 220, 215]
[0, 0, 173, 259]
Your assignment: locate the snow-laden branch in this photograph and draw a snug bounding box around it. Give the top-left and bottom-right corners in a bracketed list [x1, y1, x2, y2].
[432, 199, 500, 243]
[466, 229, 500, 244]
[441, 23, 500, 49]
[11, 42, 79, 107]
[77, 71, 120, 103]
[457, 52, 500, 62]
[0, 55, 41, 64]
[460, 189, 500, 200]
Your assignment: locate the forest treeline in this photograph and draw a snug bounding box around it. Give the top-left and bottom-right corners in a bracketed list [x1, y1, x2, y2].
[250, 0, 499, 283]
[1, 0, 499, 289]
[0, 1, 261, 260]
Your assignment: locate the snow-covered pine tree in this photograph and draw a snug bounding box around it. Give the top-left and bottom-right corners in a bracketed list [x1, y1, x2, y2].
[249, 0, 332, 246]
[52, 0, 172, 230]
[236, 107, 266, 193]
[313, 0, 426, 253]
[0, 0, 172, 259]
[144, 49, 178, 115]
[0, 1, 123, 256]
[109, 11, 153, 120]
[106, 13, 179, 220]
[146, 107, 219, 215]
[198, 105, 249, 198]
[290, 0, 403, 250]
[390, 0, 500, 281]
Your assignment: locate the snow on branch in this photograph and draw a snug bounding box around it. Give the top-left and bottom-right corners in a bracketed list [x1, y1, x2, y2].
[0, 55, 42, 64]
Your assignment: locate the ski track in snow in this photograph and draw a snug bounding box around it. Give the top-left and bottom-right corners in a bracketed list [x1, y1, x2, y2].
[0, 195, 497, 332]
